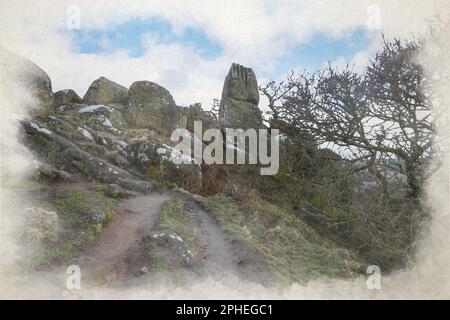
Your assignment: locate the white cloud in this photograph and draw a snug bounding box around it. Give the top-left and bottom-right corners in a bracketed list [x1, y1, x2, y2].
[0, 0, 448, 107]
[326, 36, 384, 73]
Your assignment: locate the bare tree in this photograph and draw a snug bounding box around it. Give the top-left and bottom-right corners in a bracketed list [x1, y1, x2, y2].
[263, 37, 437, 199]
[259, 72, 295, 120]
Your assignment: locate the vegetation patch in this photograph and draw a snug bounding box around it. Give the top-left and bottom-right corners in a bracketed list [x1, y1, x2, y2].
[144, 195, 197, 283]
[22, 184, 117, 268]
[196, 192, 364, 285]
[159, 195, 196, 252]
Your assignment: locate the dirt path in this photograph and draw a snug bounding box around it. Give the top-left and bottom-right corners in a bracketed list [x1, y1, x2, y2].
[59, 186, 262, 289]
[181, 196, 237, 280]
[73, 192, 170, 288]
[74, 190, 239, 287]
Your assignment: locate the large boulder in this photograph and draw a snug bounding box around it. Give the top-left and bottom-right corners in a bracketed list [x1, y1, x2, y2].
[53, 89, 82, 107]
[82, 77, 128, 105]
[219, 63, 263, 129]
[126, 81, 184, 134]
[0, 47, 53, 110]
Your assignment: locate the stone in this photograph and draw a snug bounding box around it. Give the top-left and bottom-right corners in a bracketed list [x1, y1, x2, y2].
[94, 131, 128, 155]
[107, 102, 128, 112]
[53, 89, 82, 107]
[56, 103, 87, 114]
[106, 183, 135, 198]
[0, 47, 53, 110]
[222, 63, 259, 105]
[126, 81, 184, 134]
[76, 104, 126, 131]
[105, 150, 130, 168]
[184, 103, 217, 135]
[126, 140, 202, 190]
[219, 99, 264, 130]
[37, 162, 73, 181]
[21, 120, 157, 194]
[147, 229, 194, 268]
[82, 77, 128, 105]
[219, 63, 263, 129]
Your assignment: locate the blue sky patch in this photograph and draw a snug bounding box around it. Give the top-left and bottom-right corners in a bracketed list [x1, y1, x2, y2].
[71, 17, 222, 59]
[70, 17, 375, 80]
[269, 28, 375, 78]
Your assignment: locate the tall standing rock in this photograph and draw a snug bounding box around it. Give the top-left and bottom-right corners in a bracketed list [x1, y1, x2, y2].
[219, 63, 263, 129]
[82, 77, 128, 105]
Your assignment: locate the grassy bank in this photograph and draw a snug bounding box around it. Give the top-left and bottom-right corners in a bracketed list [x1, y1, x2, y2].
[21, 184, 117, 268]
[196, 192, 364, 285]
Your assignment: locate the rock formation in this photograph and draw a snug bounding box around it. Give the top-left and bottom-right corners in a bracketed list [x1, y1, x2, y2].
[82, 76, 128, 105]
[6, 52, 211, 193]
[127, 139, 202, 190]
[184, 103, 217, 134]
[53, 89, 82, 106]
[126, 80, 184, 134]
[0, 47, 53, 109]
[21, 119, 156, 194]
[219, 63, 263, 129]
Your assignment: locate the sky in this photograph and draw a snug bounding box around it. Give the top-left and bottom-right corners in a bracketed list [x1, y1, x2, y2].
[0, 0, 447, 110]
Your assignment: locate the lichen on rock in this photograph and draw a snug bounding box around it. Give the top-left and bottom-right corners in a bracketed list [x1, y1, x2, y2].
[125, 80, 185, 135]
[219, 63, 263, 130]
[82, 77, 128, 105]
[53, 89, 82, 107]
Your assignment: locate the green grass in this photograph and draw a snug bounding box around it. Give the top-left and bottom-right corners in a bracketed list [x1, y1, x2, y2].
[28, 186, 117, 267]
[144, 239, 187, 284]
[196, 192, 363, 285]
[159, 195, 196, 252]
[93, 183, 110, 194]
[143, 194, 197, 283]
[145, 240, 174, 275]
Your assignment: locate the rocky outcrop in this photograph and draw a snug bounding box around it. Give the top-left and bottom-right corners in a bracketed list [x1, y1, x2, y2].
[53, 89, 82, 107]
[219, 63, 263, 129]
[0, 47, 53, 110]
[21, 120, 156, 194]
[125, 81, 184, 134]
[184, 103, 217, 135]
[82, 77, 128, 105]
[126, 139, 202, 190]
[36, 162, 74, 181]
[33, 102, 203, 191]
[76, 104, 126, 131]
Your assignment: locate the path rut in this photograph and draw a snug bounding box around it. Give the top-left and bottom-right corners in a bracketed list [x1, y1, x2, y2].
[181, 195, 237, 280]
[73, 192, 170, 287]
[69, 190, 241, 288]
